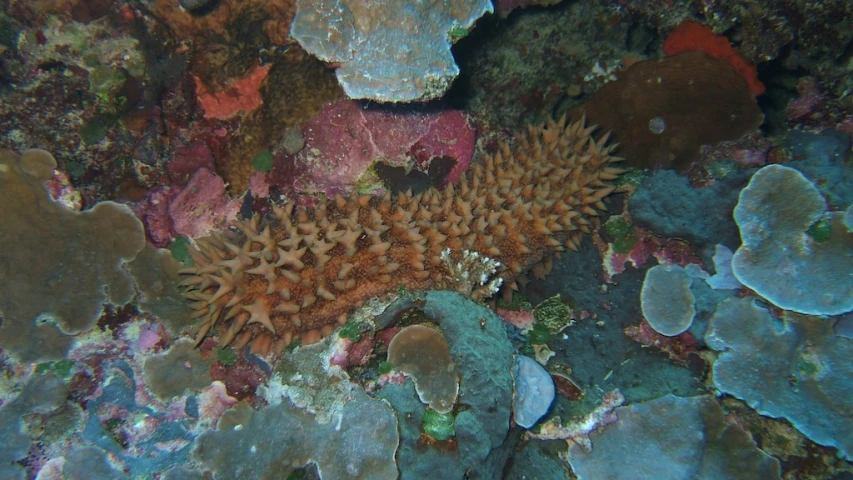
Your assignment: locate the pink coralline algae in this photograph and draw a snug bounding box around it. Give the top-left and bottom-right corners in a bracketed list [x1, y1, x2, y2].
[624, 319, 701, 367]
[44, 170, 82, 211]
[134, 187, 174, 248]
[785, 77, 826, 123]
[168, 168, 241, 239]
[497, 308, 535, 329]
[699, 131, 771, 169]
[196, 381, 238, 428]
[134, 168, 241, 247]
[270, 100, 476, 199]
[594, 226, 704, 282]
[528, 389, 626, 451]
[166, 142, 217, 186]
[330, 336, 375, 369]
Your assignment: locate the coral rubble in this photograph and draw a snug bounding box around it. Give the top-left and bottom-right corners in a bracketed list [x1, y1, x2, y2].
[181, 116, 622, 353]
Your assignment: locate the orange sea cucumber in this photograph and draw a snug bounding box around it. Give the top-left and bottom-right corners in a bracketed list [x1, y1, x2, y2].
[180, 116, 623, 354]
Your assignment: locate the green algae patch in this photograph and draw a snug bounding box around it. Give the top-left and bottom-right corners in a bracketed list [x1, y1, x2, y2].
[526, 323, 552, 346]
[388, 324, 459, 414]
[378, 361, 393, 375]
[423, 409, 455, 441]
[169, 236, 193, 266]
[806, 216, 832, 243]
[214, 346, 237, 367]
[34, 359, 75, 378]
[533, 295, 574, 335]
[338, 321, 364, 342]
[605, 216, 638, 253]
[251, 150, 274, 172]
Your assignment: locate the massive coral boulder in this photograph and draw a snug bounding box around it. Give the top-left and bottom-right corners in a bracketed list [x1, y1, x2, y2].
[569, 51, 762, 170]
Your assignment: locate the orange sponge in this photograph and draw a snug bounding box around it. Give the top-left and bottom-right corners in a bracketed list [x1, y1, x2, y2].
[664, 20, 765, 96]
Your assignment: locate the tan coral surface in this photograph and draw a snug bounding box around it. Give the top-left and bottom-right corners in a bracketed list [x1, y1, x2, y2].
[181, 117, 623, 353]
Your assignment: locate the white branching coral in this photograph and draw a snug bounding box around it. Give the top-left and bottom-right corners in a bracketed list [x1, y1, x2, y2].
[438, 248, 504, 301]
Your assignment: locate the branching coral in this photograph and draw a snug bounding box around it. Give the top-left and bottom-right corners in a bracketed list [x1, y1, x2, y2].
[180, 116, 623, 354]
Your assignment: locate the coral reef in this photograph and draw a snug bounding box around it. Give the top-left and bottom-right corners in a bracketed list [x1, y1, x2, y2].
[731, 164, 853, 316]
[706, 298, 853, 459]
[0, 149, 146, 361]
[5, 3, 853, 479]
[566, 394, 781, 479]
[181, 116, 622, 353]
[569, 51, 763, 170]
[290, 0, 493, 102]
[640, 264, 696, 336]
[512, 355, 555, 428]
[387, 324, 459, 414]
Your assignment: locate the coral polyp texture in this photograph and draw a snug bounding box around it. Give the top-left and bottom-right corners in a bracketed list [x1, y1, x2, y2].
[181, 116, 623, 353]
[290, 0, 493, 102]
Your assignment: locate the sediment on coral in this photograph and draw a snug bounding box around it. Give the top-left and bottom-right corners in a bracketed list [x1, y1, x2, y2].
[180, 116, 623, 354]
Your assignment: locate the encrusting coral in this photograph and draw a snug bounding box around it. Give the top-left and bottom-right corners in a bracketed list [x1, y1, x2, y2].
[180, 116, 623, 354]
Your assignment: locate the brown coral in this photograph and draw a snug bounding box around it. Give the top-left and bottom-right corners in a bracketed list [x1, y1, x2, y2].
[569, 50, 763, 170]
[0, 149, 145, 362]
[388, 324, 459, 414]
[180, 116, 623, 354]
